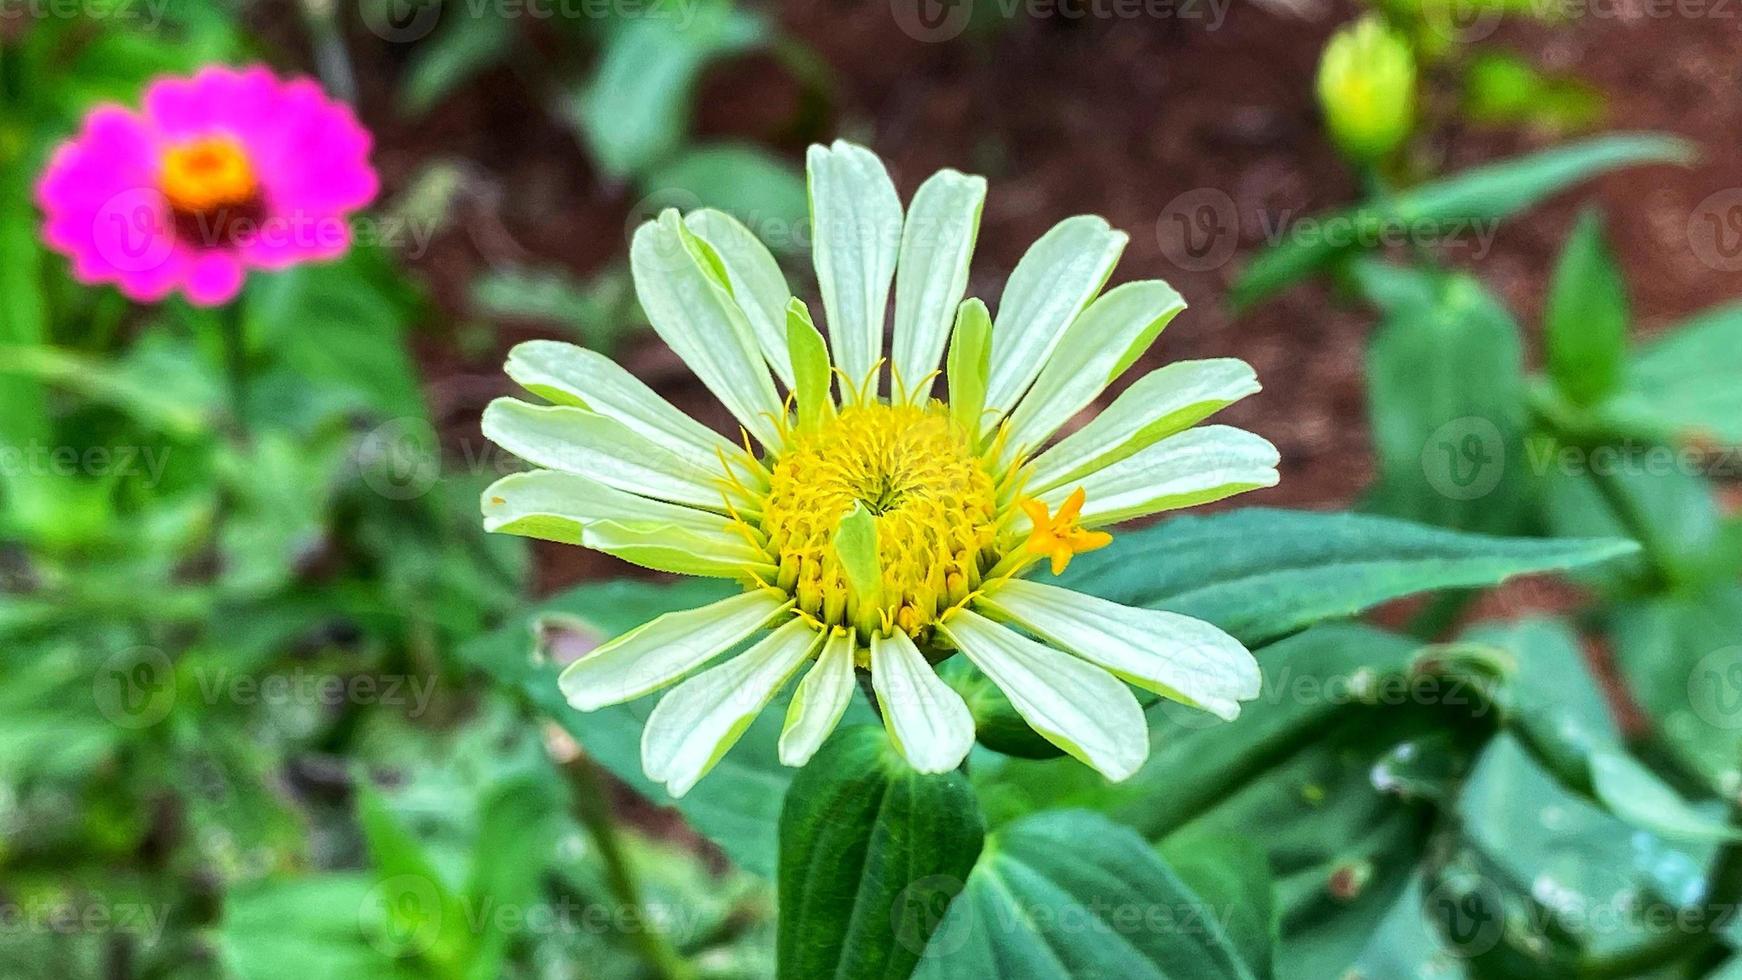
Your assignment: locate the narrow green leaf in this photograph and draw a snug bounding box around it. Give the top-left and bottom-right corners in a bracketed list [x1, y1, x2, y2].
[1233, 133, 1692, 309]
[1606, 300, 1742, 446]
[777, 726, 983, 980]
[1057, 508, 1638, 645]
[1545, 208, 1629, 406]
[833, 501, 883, 628]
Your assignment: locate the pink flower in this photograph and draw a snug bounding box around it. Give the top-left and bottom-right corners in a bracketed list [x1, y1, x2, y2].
[35, 65, 379, 307]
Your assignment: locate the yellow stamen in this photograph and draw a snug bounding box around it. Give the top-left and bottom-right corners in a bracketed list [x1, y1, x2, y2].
[1019, 487, 1113, 575]
[159, 136, 258, 216]
[746, 400, 997, 644]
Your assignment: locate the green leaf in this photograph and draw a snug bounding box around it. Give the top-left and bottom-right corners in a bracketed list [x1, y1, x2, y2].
[1159, 835, 1277, 980]
[1608, 584, 1742, 792]
[1056, 508, 1638, 645]
[355, 782, 472, 977]
[1232, 133, 1692, 309]
[399, 13, 516, 116]
[569, 7, 766, 179]
[1604, 300, 1742, 446]
[458, 578, 853, 876]
[911, 810, 1260, 979]
[1545, 208, 1629, 406]
[643, 142, 809, 248]
[977, 626, 1463, 980]
[776, 726, 983, 980]
[1364, 270, 1530, 534]
[217, 875, 416, 980]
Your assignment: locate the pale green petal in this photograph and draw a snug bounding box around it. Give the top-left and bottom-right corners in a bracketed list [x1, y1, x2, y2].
[779, 630, 857, 766]
[481, 471, 769, 576]
[974, 579, 1259, 720]
[985, 216, 1127, 413]
[483, 398, 734, 511]
[947, 298, 992, 443]
[504, 340, 737, 462]
[685, 209, 795, 388]
[557, 590, 792, 711]
[871, 631, 975, 774]
[641, 618, 822, 797]
[1025, 359, 1260, 494]
[787, 298, 834, 434]
[807, 140, 903, 386]
[631, 210, 784, 447]
[891, 169, 986, 402]
[1000, 280, 1185, 464]
[1034, 425, 1279, 529]
[939, 610, 1147, 781]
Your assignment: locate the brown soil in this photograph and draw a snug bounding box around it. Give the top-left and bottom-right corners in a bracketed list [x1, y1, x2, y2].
[329, 0, 1742, 595]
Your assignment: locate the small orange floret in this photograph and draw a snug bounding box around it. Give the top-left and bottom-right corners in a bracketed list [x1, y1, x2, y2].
[159, 136, 258, 216]
[1019, 487, 1112, 575]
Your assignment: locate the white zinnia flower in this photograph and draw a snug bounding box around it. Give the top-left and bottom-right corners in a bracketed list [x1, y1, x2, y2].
[481, 140, 1276, 798]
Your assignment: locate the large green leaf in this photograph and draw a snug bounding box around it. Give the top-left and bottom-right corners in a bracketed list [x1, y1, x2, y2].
[910, 810, 1261, 979]
[1604, 300, 1742, 446]
[1364, 269, 1530, 534]
[976, 625, 1480, 980]
[1232, 134, 1691, 309]
[1055, 508, 1638, 645]
[216, 875, 419, 980]
[1608, 585, 1742, 793]
[776, 726, 983, 980]
[458, 578, 861, 877]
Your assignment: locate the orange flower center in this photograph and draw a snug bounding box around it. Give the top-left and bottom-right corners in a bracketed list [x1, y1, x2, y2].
[159, 136, 258, 216]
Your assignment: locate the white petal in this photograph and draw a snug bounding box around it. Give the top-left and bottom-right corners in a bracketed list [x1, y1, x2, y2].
[1025, 359, 1261, 494]
[684, 209, 795, 388]
[1034, 425, 1280, 530]
[481, 471, 771, 578]
[871, 631, 975, 774]
[504, 340, 738, 462]
[1000, 280, 1185, 463]
[985, 215, 1127, 413]
[631, 210, 784, 448]
[779, 630, 858, 766]
[891, 169, 986, 402]
[808, 140, 903, 386]
[482, 398, 734, 512]
[641, 618, 822, 797]
[940, 610, 1148, 781]
[557, 590, 792, 711]
[974, 579, 1259, 720]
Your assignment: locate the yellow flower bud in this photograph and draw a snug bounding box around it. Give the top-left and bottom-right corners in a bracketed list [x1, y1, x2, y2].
[1317, 16, 1417, 163]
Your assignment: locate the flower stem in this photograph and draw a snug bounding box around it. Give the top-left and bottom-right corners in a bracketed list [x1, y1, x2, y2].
[565, 754, 695, 980]
[222, 303, 249, 441]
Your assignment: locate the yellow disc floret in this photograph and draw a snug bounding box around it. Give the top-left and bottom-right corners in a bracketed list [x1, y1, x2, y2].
[159, 136, 259, 217]
[758, 401, 998, 644]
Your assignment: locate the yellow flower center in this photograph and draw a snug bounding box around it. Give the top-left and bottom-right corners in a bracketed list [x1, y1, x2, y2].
[757, 402, 998, 643]
[159, 136, 259, 217]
